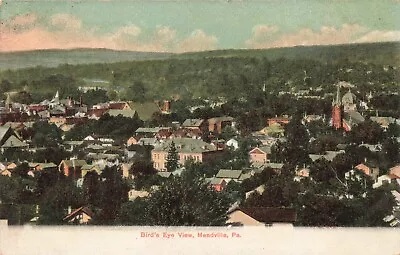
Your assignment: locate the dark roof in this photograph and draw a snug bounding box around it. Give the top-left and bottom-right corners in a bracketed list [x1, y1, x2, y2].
[236, 207, 297, 223]
[63, 206, 94, 221]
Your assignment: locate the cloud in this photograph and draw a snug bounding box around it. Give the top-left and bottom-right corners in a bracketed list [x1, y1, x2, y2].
[246, 23, 373, 48]
[0, 13, 217, 53]
[50, 13, 82, 31]
[175, 29, 218, 52]
[354, 30, 400, 43]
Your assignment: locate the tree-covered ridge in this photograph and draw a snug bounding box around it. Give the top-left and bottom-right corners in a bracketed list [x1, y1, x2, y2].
[1, 50, 398, 107]
[0, 42, 399, 71]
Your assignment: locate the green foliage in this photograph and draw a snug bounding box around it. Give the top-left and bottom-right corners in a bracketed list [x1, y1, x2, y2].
[64, 113, 143, 142]
[31, 121, 62, 147]
[82, 171, 101, 206]
[166, 141, 179, 172]
[241, 167, 277, 192]
[144, 175, 232, 226]
[82, 89, 109, 107]
[118, 198, 148, 225]
[38, 177, 84, 225]
[12, 163, 30, 179]
[244, 174, 300, 208]
[94, 166, 130, 225]
[348, 120, 385, 145]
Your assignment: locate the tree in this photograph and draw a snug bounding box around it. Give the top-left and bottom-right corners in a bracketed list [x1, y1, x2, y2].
[94, 166, 129, 225]
[38, 178, 84, 225]
[12, 163, 30, 179]
[166, 141, 179, 172]
[118, 198, 148, 225]
[82, 171, 101, 206]
[31, 121, 62, 147]
[145, 175, 232, 226]
[348, 120, 385, 145]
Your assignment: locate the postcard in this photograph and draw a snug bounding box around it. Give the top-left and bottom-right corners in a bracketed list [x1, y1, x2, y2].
[0, 0, 399, 254]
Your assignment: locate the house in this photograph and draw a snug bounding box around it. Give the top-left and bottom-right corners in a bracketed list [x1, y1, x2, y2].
[59, 159, 88, 178]
[0, 169, 12, 177]
[63, 206, 94, 224]
[121, 163, 133, 179]
[249, 146, 272, 167]
[245, 184, 266, 199]
[151, 138, 221, 171]
[226, 207, 297, 226]
[182, 119, 207, 133]
[0, 125, 27, 150]
[215, 169, 243, 183]
[226, 138, 239, 150]
[261, 123, 285, 137]
[267, 116, 291, 127]
[207, 116, 234, 134]
[373, 174, 400, 189]
[390, 165, 400, 177]
[127, 136, 141, 146]
[108, 101, 131, 110]
[308, 150, 344, 162]
[206, 177, 227, 192]
[128, 189, 149, 201]
[295, 168, 310, 182]
[81, 164, 103, 177]
[354, 163, 380, 182]
[135, 127, 171, 138]
[106, 109, 137, 118]
[157, 172, 173, 178]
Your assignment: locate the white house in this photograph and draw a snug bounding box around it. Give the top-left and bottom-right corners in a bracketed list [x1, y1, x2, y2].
[226, 138, 239, 150]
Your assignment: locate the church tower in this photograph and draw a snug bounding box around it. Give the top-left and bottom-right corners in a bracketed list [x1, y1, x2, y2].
[5, 93, 12, 112]
[331, 85, 342, 129]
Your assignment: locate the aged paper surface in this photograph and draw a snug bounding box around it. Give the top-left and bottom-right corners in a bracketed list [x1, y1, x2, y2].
[1, 0, 400, 254]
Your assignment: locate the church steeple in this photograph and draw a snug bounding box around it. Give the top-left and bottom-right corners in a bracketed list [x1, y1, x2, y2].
[335, 84, 341, 105]
[332, 84, 342, 129]
[5, 93, 12, 112]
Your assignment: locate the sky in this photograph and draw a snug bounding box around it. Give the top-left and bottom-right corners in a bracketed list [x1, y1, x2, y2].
[0, 0, 399, 52]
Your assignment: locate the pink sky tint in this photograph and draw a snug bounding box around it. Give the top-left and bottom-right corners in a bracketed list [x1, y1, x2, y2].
[175, 29, 218, 53]
[246, 23, 400, 49]
[0, 13, 218, 52]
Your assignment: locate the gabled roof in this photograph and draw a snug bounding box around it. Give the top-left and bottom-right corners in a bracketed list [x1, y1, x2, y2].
[238, 172, 252, 181]
[206, 177, 226, 185]
[128, 101, 160, 121]
[264, 162, 284, 169]
[61, 159, 87, 168]
[157, 172, 173, 178]
[216, 169, 243, 179]
[106, 109, 137, 118]
[182, 119, 204, 127]
[249, 146, 271, 155]
[207, 116, 234, 124]
[152, 138, 217, 153]
[0, 126, 12, 144]
[232, 207, 297, 223]
[135, 127, 169, 133]
[63, 206, 94, 222]
[1, 135, 28, 148]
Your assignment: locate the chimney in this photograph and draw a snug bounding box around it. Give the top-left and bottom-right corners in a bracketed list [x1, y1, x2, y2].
[35, 205, 40, 214]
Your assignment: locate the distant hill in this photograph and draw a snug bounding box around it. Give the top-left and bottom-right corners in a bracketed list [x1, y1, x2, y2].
[0, 48, 173, 70]
[175, 42, 400, 65]
[0, 42, 399, 70]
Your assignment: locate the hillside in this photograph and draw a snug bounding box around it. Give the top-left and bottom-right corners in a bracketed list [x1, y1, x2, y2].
[176, 42, 400, 65]
[0, 42, 399, 70]
[0, 49, 173, 70]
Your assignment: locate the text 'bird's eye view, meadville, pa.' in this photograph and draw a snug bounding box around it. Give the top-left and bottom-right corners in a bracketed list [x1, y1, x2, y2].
[0, 0, 399, 254]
